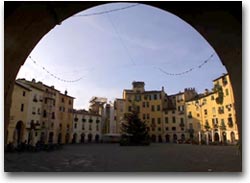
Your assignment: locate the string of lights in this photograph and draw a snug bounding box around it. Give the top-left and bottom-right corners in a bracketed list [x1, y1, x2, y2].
[28, 56, 83, 83]
[157, 52, 215, 76]
[72, 3, 140, 17]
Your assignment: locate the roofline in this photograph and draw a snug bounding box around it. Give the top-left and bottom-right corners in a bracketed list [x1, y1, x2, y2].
[15, 81, 31, 91]
[213, 73, 229, 82]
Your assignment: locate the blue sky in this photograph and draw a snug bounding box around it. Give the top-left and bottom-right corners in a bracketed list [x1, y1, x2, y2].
[16, 2, 227, 109]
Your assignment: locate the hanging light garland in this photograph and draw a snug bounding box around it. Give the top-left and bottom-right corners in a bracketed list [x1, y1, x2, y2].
[28, 56, 83, 83]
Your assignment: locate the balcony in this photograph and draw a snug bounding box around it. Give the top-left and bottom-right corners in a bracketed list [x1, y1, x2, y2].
[188, 114, 192, 119]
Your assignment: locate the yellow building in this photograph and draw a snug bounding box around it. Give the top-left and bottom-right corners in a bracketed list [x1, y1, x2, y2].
[121, 81, 166, 142]
[185, 74, 239, 144]
[7, 78, 75, 145]
[7, 81, 31, 146]
[163, 88, 197, 143]
[57, 91, 74, 144]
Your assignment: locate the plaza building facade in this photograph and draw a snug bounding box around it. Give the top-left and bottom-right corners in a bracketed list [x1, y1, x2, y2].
[7, 81, 31, 146]
[163, 88, 197, 143]
[72, 109, 102, 143]
[185, 74, 239, 144]
[120, 81, 167, 142]
[7, 79, 75, 146]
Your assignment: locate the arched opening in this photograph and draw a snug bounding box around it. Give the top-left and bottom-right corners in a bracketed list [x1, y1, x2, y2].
[173, 134, 177, 143]
[81, 133, 85, 143]
[65, 133, 70, 144]
[165, 134, 170, 143]
[4, 2, 241, 151]
[222, 132, 227, 142]
[57, 133, 62, 144]
[40, 132, 45, 144]
[72, 133, 77, 143]
[48, 132, 54, 143]
[95, 134, 100, 143]
[14, 121, 24, 145]
[151, 135, 156, 143]
[158, 135, 162, 143]
[214, 133, 220, 142]
[231, 131, 236, 143]
[88, 133, 92, 143]
[181, 134, 185, 141]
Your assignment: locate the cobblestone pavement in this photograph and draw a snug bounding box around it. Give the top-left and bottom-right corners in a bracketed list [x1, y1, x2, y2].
[4, 143, 241, 172]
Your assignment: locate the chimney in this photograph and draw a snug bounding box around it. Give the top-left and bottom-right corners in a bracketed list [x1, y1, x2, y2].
[65, 90, 68, 95]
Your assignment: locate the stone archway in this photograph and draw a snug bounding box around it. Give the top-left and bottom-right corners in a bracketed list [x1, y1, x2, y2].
[72, 133, 77, 143]
[231, 131, 236, 143]
[151, 135, 156, 142]
[95, 134, 100, 143]
[57, 133, 62, 144]
[214, 133, 220, 142]
[165, 134, 170, 143]
[80, 133, 85, 143]
[88, 133, 92, 143]
[14, 121, 25, 146]
[173, 134, 177, 143]
[48, 132, 54, 143]
[4, 2, 242, 152]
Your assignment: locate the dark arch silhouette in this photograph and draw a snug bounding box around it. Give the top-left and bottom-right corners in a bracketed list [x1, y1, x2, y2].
[4, 2, 242, 154]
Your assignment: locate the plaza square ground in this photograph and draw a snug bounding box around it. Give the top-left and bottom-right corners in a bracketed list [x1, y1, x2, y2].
[4, 143, 241, 172]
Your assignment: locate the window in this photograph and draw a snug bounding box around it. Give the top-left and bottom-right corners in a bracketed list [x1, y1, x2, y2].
[23, 91, 26, 96]
[143, 114, 146, 120]
[211, 95, 214, 100]
[151, 118, 155, 124]
[128, 106, 132, 112]
[62, 98, 64, 103]
[147, 102, 149, 108]
[45, 98, 47, 104]
[225, 89, 229, 96]
[144, 95, 148, 100]
[228, 117, 233, 127]
[157, 105, 161, 111]
[165, 127, 169, 131]
[172, 127, 176, 131]
[142, 102, 145, 108]
[96, 125, 99, 131]
[151, 105, 155, 112]
[69, 100, 71, 105]
[147, 113, 150, 119]
[154, 94, 157, 100]
[82, 124, 85, 130]
[149, 95, 151, 100]
[21, 104, 24, 112]
[37, 108, 40, 114]
[165, 117, 168, 123]
[172, 110, 175, 114]
[204, 109, 208, 115]
[135, 95, 141, 101]
[172, 117, 176, 123]
[157, 118, 161, 124]
[74, 123, 77, 129]
[212, 107, 216, 114]
[188, 112, 192, 118]
[197, 113, 200, 117]
[32, 107, 36, 114]
[158, 127, 161, 131]
[51, 123, 54, 128]
[43, 110, 47, 117]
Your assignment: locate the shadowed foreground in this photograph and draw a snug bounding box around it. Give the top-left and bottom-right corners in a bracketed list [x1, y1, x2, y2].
[5, 143, 241, 172]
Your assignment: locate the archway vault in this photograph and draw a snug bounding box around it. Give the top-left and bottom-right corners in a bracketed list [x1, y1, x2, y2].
[4, 2, 242, 150]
